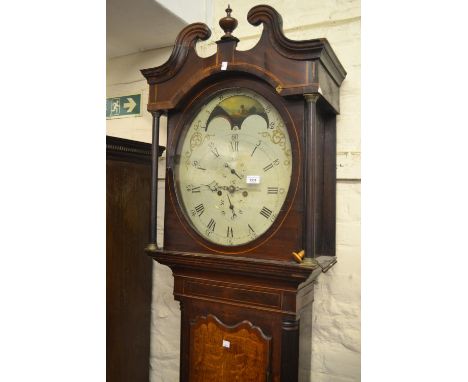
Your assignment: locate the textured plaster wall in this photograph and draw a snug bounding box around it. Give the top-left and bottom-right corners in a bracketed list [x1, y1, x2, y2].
[106, 1, 360, 381]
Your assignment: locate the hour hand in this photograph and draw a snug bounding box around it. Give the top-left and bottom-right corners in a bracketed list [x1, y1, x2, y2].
[224, 163, 242, 180]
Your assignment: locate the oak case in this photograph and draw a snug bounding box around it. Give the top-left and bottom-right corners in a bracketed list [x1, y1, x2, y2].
[141, 5, 346, 381]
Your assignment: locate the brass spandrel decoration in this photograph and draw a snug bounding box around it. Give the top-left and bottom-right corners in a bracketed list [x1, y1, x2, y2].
[183, 122, 214, 169]
[258, 122, 292, 164]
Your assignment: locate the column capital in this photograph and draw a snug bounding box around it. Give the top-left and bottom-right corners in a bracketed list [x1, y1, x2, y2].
[151, 110, 163, 117]
[304, 94, 320, 103]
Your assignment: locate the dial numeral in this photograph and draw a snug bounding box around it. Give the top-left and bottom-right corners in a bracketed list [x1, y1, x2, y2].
[263, 159, 279, 172]
[263, 163, 274, 172]
[209, 142, 220, 157]
[230, 134, 239, 152]
[227, 226, 234, 238]
[267, 187, 278, 194]
[248, 224, 257, 239]
[186, 185, 201, 193]
[207, 218, 216, 231]
[192, 160, 206, 170]
[194, 119, 208, 132]
[194, 203, 205, 216]
[260, 207, 272, 219]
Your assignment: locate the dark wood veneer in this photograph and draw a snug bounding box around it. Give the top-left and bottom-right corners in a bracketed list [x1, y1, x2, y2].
[164, 78, 303, 258]
[141, 4, 345, 381]
[106, 136, 153, 382]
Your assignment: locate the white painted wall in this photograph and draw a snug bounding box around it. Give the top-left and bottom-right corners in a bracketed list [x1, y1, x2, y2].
[106, 47, 172, 144]
[106, 1, 360, 381]
[156, 0, 213, 25]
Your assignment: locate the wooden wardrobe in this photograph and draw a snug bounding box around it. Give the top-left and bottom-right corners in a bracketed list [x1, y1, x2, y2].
[106, 136, 158, 381]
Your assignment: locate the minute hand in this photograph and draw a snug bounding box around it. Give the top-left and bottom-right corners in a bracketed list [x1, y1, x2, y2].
[226, 194, 237, 219]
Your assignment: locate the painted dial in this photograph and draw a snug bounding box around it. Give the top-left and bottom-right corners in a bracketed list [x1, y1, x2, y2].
[174, 88, 292, 247]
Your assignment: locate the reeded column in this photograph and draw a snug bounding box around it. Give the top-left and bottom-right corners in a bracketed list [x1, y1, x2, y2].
[148, 110, 162, 250]
[303, 94, 320, 263]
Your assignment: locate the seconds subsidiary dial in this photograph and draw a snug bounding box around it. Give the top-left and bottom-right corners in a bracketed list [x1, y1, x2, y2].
[174, 88, 293, 247]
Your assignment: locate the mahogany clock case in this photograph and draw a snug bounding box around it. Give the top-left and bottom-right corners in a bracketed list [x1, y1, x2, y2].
[140, 4, 346, 382]
[141, 4, 345, 262]
[165, 76, 306, 259]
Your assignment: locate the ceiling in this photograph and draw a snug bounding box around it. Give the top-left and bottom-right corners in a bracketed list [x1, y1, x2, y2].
[107, 0, 211, 59]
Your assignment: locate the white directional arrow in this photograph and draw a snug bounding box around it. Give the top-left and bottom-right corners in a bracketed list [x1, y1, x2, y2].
[123, 97, 137, 113]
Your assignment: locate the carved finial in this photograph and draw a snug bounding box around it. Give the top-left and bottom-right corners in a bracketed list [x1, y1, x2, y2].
[292, 250, 305, 263]
[219, 4, 239, 41]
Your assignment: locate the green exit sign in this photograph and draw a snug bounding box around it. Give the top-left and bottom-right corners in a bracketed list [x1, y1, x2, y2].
[106, 94, 141, 119]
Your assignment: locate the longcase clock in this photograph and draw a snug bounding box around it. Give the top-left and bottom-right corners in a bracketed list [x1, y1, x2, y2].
[141, 5, 346, 381]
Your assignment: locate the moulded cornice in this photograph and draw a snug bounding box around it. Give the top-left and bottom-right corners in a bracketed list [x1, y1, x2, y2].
[140, 5, 346, 112]
[106, 135, 166, 162]
[247, 5, 346, 86]
[140, 22, 211, 85]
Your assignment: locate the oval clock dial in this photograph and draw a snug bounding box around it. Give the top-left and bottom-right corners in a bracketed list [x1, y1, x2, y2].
[174, 88, 292, 247]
